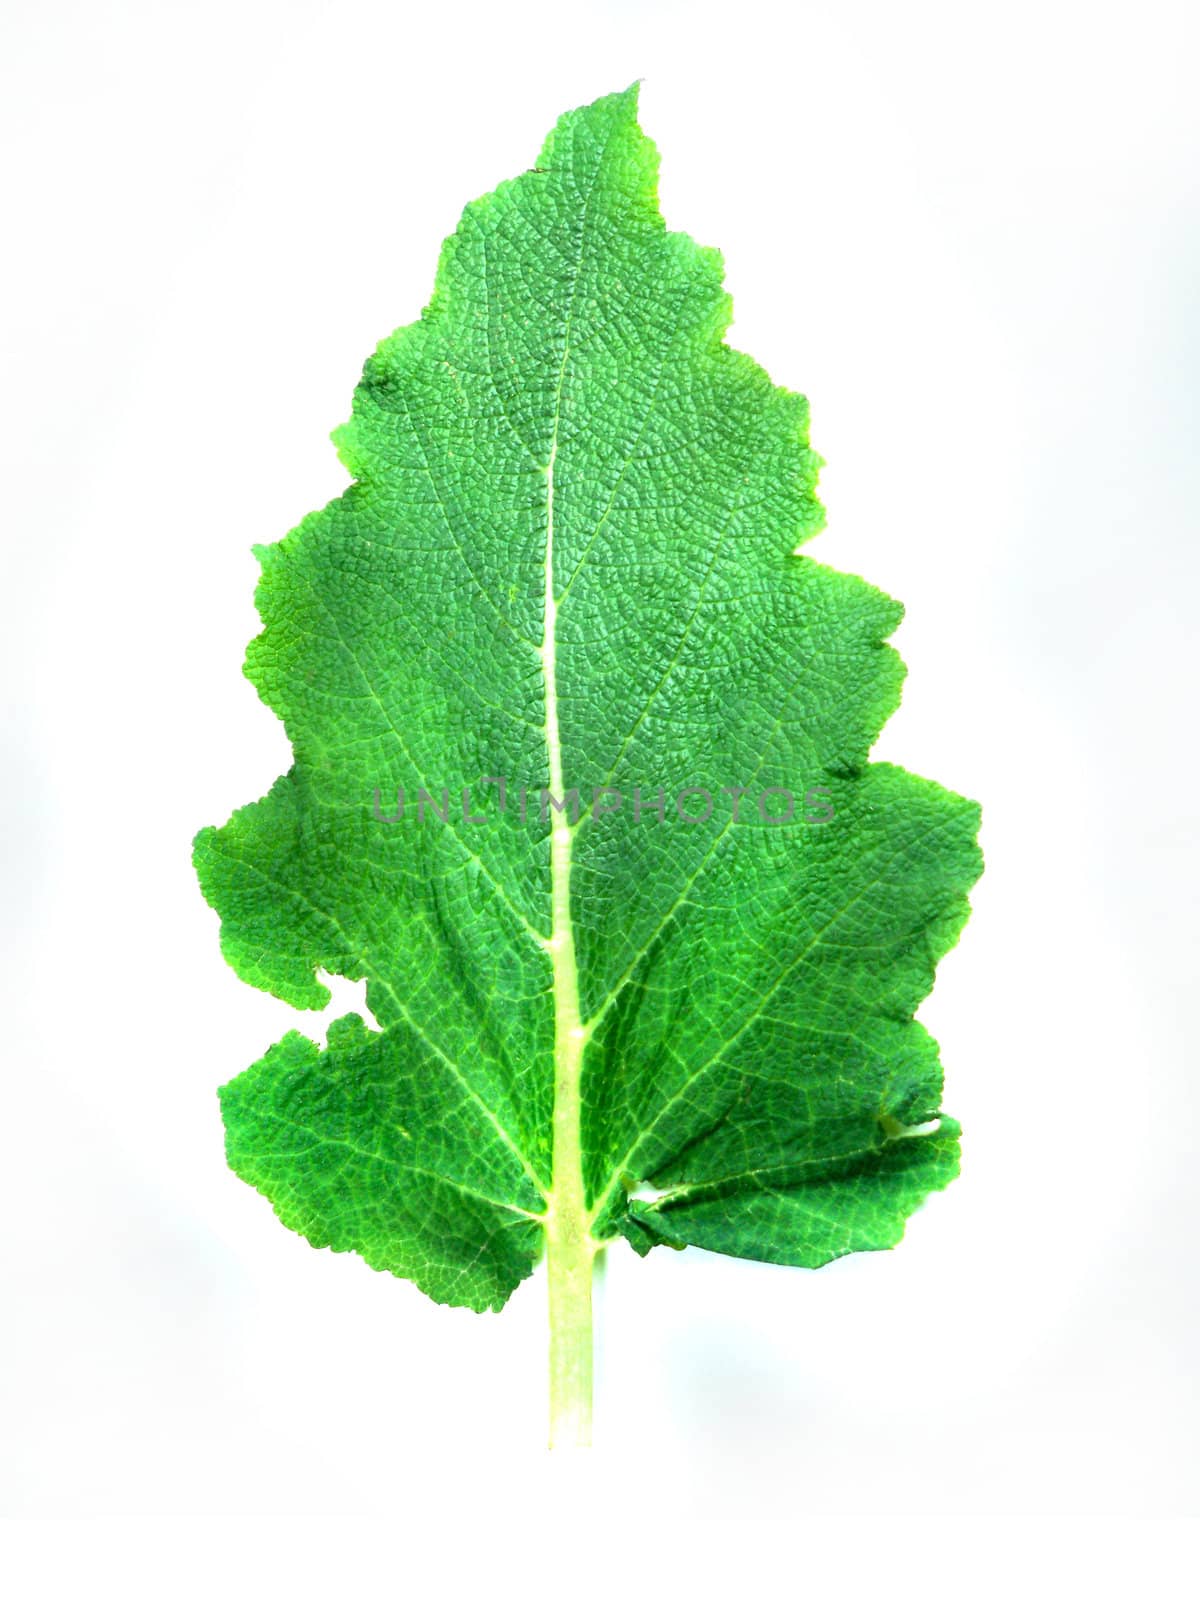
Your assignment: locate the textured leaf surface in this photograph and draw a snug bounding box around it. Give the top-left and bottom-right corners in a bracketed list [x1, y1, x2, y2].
[195, 86, 982, 1312]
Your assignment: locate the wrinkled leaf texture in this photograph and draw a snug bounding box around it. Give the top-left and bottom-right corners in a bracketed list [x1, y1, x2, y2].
[194, 86, 982, 1311]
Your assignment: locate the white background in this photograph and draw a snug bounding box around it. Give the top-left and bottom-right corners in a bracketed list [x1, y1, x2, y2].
[3, 0, 1197, 1589]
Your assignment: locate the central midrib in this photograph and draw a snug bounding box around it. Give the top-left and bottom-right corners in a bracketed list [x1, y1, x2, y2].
[540, 170, 602, 1438]
[542, 428, 591, 1229]
[542, 394, 597, 1445]
[542, 150, 602, 1251]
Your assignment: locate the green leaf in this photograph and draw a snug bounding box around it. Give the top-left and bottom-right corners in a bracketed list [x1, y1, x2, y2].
[194, 85, 982, 1439]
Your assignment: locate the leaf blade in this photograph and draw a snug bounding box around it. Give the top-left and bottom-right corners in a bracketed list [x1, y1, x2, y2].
[195, 85, 982, 1312]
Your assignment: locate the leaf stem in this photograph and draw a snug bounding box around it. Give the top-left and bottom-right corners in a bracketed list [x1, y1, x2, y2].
[546, 1160, 596, 1447]
[545, 927, 594, 1445]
